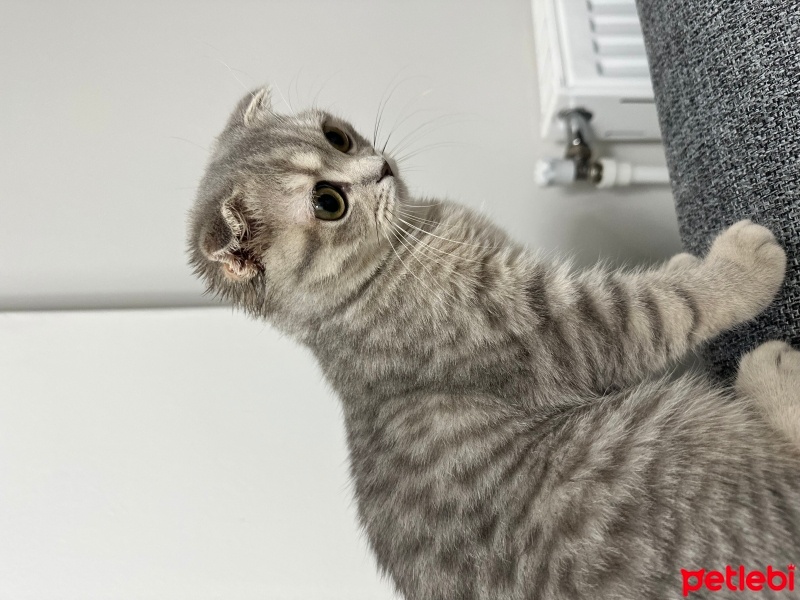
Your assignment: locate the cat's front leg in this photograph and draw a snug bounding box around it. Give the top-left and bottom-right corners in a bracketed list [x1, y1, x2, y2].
[529, 221, 786, 391]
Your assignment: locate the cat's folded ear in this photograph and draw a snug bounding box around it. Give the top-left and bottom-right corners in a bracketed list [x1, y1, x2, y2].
[199, 190, 262, 282]
[228, 86, 273, 128]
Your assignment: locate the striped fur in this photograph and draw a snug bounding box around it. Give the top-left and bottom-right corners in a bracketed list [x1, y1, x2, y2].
[188, 89, 800, 599]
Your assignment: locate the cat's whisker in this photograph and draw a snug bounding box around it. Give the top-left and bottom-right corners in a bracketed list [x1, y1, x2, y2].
[396, 208, 445, 228]
[210, 56, 252, 95]
[382, 226, 452, 309]
[386, 225, 459, 308]
[206, 49, 292, 126]
[386, 116, 472, 161]
[289, 67, 304, 114]
[373, 75, 400, 146]
[391, 218, 462, 268]
[169, 136, 210, 153]
[398, 208, 485, 240]
[393, 142, 462, 164]
[398, 198, 445, 208]
[393, 222, 486, 266]
[386, 114, 469, 158]
[381, 107, 436, 154]
[271, 81, 294, 116]
[380, 97, 444, 154]
[390, 222, 450, 268]
[373, 71, 419, 148]
[397, 208, 475, 239]
[396, 216, 501, 250]
[388, 223, 486, 301]
[310, 69, 344, 109]
[373, 86, 396, 149]
[398, 228, 485, 266]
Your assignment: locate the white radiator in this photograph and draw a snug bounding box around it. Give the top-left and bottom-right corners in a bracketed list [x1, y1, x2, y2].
[532, 0, 661, 142]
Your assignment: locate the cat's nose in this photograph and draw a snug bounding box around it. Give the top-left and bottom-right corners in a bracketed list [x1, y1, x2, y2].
[377, 160, 394, 183]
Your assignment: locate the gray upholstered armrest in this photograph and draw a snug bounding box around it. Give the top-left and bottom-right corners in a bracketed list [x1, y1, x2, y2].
[636, 1, 800, 379]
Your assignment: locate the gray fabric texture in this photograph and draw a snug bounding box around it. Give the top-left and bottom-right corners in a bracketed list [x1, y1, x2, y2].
[636, 0, 800, 380]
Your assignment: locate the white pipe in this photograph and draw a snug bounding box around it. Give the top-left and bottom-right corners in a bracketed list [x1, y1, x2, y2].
[535, 158, 577, 187]
[596, 158, 670, 188]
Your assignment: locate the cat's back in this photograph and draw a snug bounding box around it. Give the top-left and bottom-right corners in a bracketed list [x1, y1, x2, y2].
[344, 375, 800, 599]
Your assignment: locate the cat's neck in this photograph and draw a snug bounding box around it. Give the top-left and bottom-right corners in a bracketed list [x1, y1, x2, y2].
[305, 199, 539, 408]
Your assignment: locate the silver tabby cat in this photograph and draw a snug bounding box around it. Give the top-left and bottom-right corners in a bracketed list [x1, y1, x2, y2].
[188, 88, 800, 599]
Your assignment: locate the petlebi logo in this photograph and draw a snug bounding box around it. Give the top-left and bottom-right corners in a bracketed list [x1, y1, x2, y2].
[681, 565, 796, 596]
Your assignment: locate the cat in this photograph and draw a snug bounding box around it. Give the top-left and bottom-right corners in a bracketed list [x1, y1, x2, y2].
[188, 87, 800, 599]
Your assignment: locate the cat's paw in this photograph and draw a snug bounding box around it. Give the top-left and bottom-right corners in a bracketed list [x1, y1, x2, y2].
[737, 341, 800, 387]
[699, 220, 785, 334]
[736, 341, 800, 448]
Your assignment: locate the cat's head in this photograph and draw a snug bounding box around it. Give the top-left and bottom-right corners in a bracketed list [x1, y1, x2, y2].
[188, 86, 406, 318]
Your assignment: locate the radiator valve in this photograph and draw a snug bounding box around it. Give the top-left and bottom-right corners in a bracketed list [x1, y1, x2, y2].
[535, 108, 668, 188]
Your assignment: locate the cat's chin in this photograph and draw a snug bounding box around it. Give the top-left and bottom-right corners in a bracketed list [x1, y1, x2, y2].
[377, 175, 396, 192]
[383, 170, 408, 202]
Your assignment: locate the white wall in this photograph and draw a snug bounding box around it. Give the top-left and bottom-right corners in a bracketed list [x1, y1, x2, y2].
[0, 308, 399, 600]
[0, 1, 681, 598]
[0, 0, 679, 311]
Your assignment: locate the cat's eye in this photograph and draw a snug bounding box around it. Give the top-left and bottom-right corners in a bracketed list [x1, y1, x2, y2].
[313, 184, 348, 221]
[323, 125, 351, 153]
